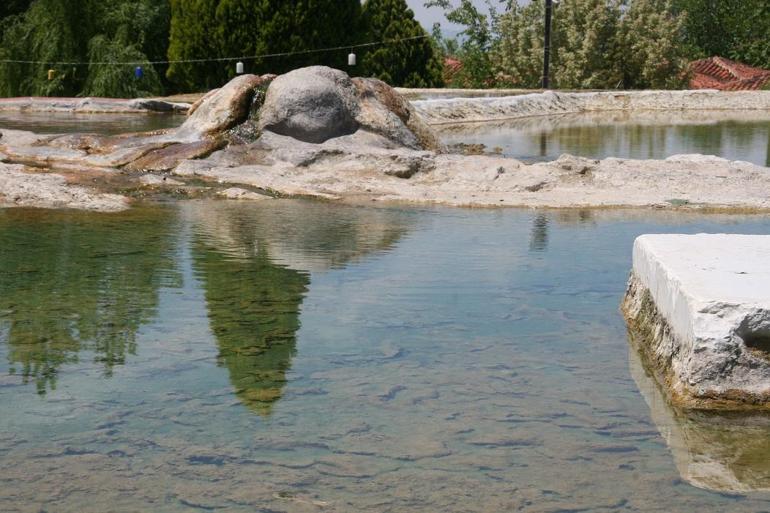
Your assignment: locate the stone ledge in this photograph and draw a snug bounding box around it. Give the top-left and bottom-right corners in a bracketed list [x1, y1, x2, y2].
[622, 234, 770, 409]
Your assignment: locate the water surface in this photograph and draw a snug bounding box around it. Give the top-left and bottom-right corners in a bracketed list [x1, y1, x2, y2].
[440, 111, 770, 166]
[0, 111, 185, 135]
[1, 201, 770, 512]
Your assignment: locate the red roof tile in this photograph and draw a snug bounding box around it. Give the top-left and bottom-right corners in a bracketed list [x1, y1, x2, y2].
[689, 56, 770, 91]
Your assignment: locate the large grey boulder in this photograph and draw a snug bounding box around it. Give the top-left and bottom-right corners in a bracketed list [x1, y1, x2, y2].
[258, 66, 360, 144]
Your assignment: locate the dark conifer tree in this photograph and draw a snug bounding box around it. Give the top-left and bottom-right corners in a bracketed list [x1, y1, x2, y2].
[359, 0, 444, 87]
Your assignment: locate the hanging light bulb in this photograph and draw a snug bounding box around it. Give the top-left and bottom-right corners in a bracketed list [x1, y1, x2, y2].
[134, 66, 144, 79]
[236, 61, 244, 75]
[348, 52, 357, 67]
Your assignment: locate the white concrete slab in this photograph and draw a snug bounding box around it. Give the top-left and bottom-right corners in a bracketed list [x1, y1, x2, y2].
[626, 234, 770, 407]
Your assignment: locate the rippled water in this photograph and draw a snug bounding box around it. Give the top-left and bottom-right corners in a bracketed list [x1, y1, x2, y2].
[439, 112, 770, 166]
[1, 201, 770, 512]
[0, 111, 185, 135]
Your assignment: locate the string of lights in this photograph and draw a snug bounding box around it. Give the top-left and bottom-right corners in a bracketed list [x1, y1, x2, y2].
[0, 34, 431, 67]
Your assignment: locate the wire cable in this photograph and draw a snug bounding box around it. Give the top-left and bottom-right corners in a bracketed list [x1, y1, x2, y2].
[0, 34, 431, 67]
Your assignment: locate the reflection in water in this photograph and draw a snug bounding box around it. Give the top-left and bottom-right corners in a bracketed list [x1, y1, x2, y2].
[628, 341, 770, 492]
[188, 201, 413, 414]
[0, 112, 185, 135]
[529, 210, 596, 252]
[0, 208, 178, 394]
[439, 112, 770, 166]
[193, 240, 308, 416]
[529, 214, 549, 252]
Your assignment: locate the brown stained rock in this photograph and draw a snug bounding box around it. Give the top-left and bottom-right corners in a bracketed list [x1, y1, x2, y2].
[187, 88, 221, 116]
[124, 139, 227, 172]
[178, 74, 271, 138]
[352, 77, 442, 151]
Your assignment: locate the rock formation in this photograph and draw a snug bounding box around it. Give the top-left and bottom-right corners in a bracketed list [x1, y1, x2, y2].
[1, 66, 770, 211]
[622, 234, 770, 409]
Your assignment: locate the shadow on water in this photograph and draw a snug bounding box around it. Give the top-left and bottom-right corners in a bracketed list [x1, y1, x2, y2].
[186, 200, 414, 415]
[628, 338, 770, 492]
[0, 207, 179, 394]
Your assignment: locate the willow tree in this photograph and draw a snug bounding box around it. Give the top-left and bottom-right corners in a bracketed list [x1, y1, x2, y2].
[0, 0, 88, 97]
[0, 0, 168, 98]
[359, 0, 443, 87]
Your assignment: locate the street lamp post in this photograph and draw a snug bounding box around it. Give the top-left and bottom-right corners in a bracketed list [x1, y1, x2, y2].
[543, 0, 553, 89]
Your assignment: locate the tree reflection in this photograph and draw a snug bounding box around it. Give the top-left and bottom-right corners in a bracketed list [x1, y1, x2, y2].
[188, 201, 412, 415]
[0, 207, 179, 394]
[193, 239, 309, 416]
[529, 214, 549, 252]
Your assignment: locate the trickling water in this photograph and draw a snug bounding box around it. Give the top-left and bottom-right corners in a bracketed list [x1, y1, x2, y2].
[1, 200, 770, 512]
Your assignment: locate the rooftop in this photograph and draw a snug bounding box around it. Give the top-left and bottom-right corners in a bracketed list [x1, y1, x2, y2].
[690, 56, 770, 91]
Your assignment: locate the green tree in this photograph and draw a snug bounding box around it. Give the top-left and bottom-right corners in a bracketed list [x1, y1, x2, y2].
[360, 0, 444, 87]
[0, 0, 170, 98]
[551, 0, 623, 89]
[167, 0, 226, 92]
[0, 0, 32, 22]
[169, 0, 362, 92]
[82, 0, 169, 97]
[672, 0, 770, 69]
[0, 0, 89, 97]
[491, 1, 545, 88]
[492, 0, 687, 89]
[426, 0, 501, 88]
[618, 0, 689, 89]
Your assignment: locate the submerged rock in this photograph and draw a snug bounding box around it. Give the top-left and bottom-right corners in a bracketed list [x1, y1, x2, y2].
[622, 234, 770, 409]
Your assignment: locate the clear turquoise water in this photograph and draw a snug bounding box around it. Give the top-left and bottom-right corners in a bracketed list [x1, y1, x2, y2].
[1, 201, 770, 512]
[440, 114, 770, 167]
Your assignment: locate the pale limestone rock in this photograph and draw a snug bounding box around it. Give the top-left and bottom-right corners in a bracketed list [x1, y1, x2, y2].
[412, 90, 770, 125]
[139, 174, 183, 186]
[0, 163, 128, 211]
[622, 234, 770, 408]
